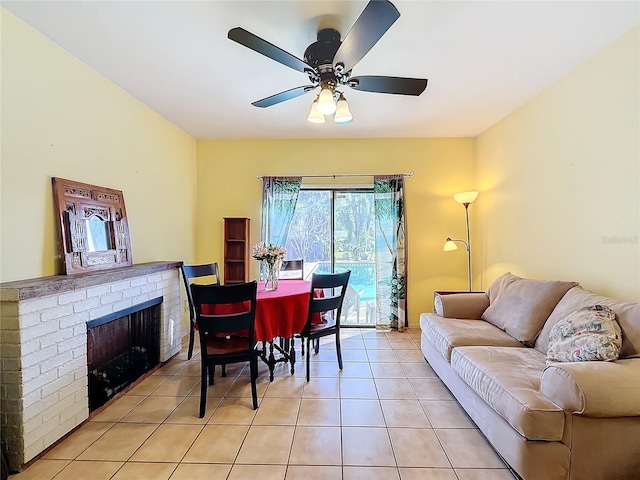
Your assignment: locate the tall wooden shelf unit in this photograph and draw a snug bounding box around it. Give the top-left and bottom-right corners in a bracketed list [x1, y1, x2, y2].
[223, 217, 250, 284]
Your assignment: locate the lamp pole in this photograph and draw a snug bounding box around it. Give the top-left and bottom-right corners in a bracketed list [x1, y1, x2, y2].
[463, 202, 472, 292]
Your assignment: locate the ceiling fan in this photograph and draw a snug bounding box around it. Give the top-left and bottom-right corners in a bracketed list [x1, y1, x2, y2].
[228, 0, 428, 124]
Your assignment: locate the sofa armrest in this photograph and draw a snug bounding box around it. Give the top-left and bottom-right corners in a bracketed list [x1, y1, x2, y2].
[434, 292, 490, 319]
[540, 359, 640, 417]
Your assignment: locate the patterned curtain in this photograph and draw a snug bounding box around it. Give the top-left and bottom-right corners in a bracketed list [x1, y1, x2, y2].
[373, 175, 407, 331]
[261, 176, 302, 248]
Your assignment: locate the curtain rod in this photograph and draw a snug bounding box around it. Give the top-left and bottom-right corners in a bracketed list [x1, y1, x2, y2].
[253, 171, 414, 180]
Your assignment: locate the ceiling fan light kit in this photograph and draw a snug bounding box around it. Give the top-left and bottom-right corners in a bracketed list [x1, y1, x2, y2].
[228, 0, 427, 125]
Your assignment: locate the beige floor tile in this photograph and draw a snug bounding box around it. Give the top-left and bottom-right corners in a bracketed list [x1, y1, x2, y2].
[289, 426, 341, 465]
[43, 421, 113, 459]
[387, 340, 418, 350]
[388, 428, 451, 468]
[343, 466, 401, 480]
[89, 395, 145, 423]
[302, 377, 341, 398]
[127, 374, 168, 395]
[400, 362, 438, 378]
[164, 396, 219, 424]
[77, 423, 157, 461]
[340, 378, 378, 399]
[340, 349, 370, 362]
[188, 375, 237, 397]
[455, 468, 516, 480]
[46, 460, 123, 480]
[150, 376, 200, 396]
[208, 397, 259, 424]
[155, 359, 189, 375]
[375, 378, 418, 400]
[168, 463, 231, 480]
[263, 377, 306, 398]
[226, 375, 269, 398]
[8, 459, 69, 480]
[119, 396, 183, 423]
[341, 399, 385, 426]
[340, 338, 366, 350]
[366, 350, 398, 362]
[182, 425, 249, 463]
[435, 429, 505, 468]
[253, 397, 301, 425]
[380, 400, 432, 428]
[409, 378, 454, 400]
[297, 398, 341, 426]
[398, 350, 427, 362]
[342, 427, 395, 466]
[227, 464, 287, 480]
[420, 400, 475, 428]
[398, 467, 458, 480]
[235, 425, 295, 465]
[285, 465, 342, 479]
[337, 362, 373, 378]
[110, 462, 177, 480]
[307, 361, 344, 378]
[370, 362, 405, 378]
[364, 338, 392, 349]
[130, 424, 202, 462]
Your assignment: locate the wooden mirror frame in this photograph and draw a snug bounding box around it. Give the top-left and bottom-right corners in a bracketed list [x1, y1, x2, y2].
[52, 177, 133, 274]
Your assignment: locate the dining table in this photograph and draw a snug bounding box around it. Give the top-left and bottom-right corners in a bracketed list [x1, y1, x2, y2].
[253, 279, 312, 380]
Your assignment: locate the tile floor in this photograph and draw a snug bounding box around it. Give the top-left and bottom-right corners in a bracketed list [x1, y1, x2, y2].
[11, 329, 516, 480]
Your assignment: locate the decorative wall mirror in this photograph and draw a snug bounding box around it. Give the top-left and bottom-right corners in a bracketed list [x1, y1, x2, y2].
[52, 177, 133, 274]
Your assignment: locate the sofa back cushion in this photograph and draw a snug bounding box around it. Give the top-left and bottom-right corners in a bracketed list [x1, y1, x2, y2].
[535, 286, 640, 358]
[481, 273, 579, 345]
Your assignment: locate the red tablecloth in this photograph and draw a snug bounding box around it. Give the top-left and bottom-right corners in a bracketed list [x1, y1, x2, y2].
[201, 280, 313, 342]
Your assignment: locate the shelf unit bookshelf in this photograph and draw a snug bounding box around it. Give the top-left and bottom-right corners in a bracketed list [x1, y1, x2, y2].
[223, 217, 250, 284]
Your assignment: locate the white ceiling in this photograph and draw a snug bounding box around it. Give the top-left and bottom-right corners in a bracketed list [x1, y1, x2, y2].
[3, 1, 638, 139]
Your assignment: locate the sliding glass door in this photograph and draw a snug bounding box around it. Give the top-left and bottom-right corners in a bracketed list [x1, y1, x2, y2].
[284, 189, 376, 327]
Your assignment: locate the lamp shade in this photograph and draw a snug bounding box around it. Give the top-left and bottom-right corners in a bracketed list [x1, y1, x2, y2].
[307, 97, 325, 123]
[317, 87, 336, 115]
[453, 191, 478, 204]
[443, 238, 458, 251]
[334, 94, 353, 124]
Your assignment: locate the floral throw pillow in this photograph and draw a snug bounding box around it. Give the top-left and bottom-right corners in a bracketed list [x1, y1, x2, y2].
[547, 305, 622, 362]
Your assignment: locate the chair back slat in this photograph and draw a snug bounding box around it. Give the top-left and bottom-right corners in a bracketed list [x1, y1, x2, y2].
[181, 262, 221, 320]
[303, 271, 351, 334]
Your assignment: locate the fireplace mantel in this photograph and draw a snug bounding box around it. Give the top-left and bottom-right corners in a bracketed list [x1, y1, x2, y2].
[1, 261, 182, 301]
[0, 261, 183, 471]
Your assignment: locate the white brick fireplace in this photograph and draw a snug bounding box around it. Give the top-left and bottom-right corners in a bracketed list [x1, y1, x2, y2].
[0, 262, 182, 470]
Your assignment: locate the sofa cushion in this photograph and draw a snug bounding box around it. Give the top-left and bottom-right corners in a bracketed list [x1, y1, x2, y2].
[536, 286, 640, 359]
[420, 313, 524, 362]
[481, 272, 579, 345]
[547, 305, 622, 362]
[451, 346, 565, 441]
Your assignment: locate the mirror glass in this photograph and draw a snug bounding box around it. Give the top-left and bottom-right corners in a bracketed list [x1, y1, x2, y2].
[86, 215, 112, 252]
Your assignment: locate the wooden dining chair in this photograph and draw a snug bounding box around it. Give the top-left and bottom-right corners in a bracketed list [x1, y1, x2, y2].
[299, 271, 351, 382]
[279, 259, 304, 279]
[180, 262, 221, 360]
[191, 281, 259, 417]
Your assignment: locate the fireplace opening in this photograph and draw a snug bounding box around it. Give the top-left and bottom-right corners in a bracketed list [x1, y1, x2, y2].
[87, 297, 162, 412]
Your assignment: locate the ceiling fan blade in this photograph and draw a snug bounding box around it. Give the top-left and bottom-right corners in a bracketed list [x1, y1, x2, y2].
[349, 76, 428, 96]
[228, 27, 312, 73]
[252, 86, 316, 108]
[333, 0, 400, 73]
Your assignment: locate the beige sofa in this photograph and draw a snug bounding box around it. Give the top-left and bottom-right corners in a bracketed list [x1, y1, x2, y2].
[419, 273, 640, 480]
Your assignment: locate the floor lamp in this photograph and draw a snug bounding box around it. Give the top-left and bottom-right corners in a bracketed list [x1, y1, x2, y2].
[444, 191, 478, 291]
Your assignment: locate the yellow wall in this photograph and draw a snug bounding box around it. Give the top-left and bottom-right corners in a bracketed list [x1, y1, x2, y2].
[196, 138, 476, 325]
[476, 25, 639, 302]
[0, 10, 198, 282]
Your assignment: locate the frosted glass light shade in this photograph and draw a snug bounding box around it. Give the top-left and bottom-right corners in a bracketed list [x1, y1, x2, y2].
[334, 94, 353, 124]
[307, 97, 325, 123]
[317, 87, 336, 115]
[443, 239, 458, 251]
[453, 191, 478, 204]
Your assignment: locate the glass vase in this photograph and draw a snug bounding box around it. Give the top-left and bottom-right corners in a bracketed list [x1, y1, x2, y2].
[263, 258, 282, 291]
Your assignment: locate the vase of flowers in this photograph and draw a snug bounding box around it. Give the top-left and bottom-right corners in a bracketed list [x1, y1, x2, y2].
[251, 242, 286, 291]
